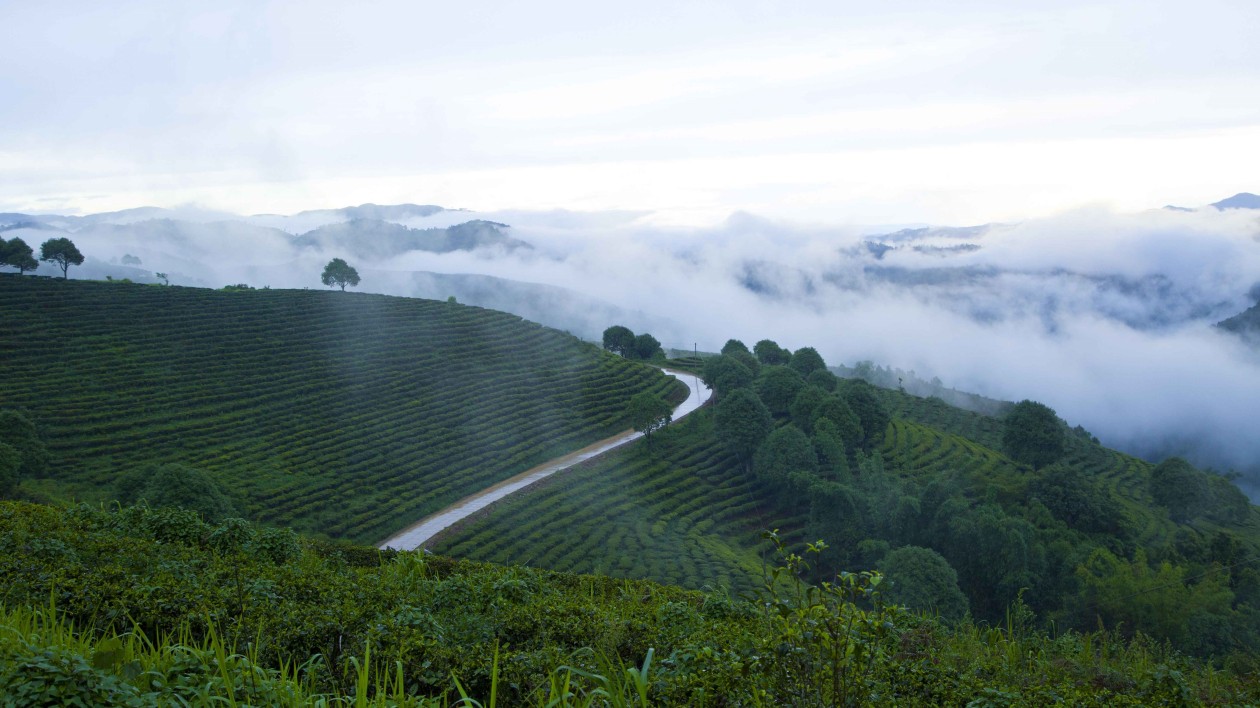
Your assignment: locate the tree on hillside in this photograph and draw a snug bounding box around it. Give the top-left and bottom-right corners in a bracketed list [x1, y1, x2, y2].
[39, 237, 84, 279]
[1150, 457, 1209, 523]
[321, 258, 361, 291]
[715, 388, 772, 469]
[879, 546, 969, 621]
[753, 425, 818, 487]
[632, 332, 664, 360]
[0, 410, 50, 485]
[0, 237, 38, 274]
[627, 392, 672, 448]
[721, 339, 750, 355]
[788, 346, 826, 377]
[115, 463, 237, 522]
[602, 325, 636, 356]
[840, 380, 891, 450]
[812, 395, 864, 451]
[702, 354, 754, 397]
[0, 444, 19, 498]
[755, 366, 806, 417]
[753, 339, 790, 365]
[1001, 400, 1065, 470]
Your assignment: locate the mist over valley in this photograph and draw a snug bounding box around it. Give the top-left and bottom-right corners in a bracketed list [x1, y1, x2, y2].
[5, 194, 1259, 493]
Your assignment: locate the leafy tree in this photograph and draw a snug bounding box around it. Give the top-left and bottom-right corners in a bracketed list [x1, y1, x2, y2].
[701, 354, 754, 397]
[811, 418, 851, 481]
[114, 463, 237, 522]
[726, 348, 761, 377]
[1150, 457, 1209, 523]
[789, 386, 828, 432]
[626, 392, 672, 447]
[1206, 474, 1251, 525]
[632, 332, 664, 360]
[806, 481, 866, 570]
[714, 388, 772, 469]
[38, 237, 84, 279]
[806, 368, 838, 392]
[753, 425, 818, 488]
[879, 546, 969, 621]
[1001, 400, 1065, 470]
[0, 237, 38, 274]
[839, 380, 891, 450]
[602, 325, 636, 356]
[812, 395, 863, 451]
[155, 272, 169, 285]
[1027, 464, 1126, 535]
[753, 339, 790, 365]
[0, 410, 50, 481]
[755, 366, 805, 417]
[788, 346, 826, 377]
[321, 257, 361, 291]
[720, 339, 750, 355]
[0, 443, 19, 497]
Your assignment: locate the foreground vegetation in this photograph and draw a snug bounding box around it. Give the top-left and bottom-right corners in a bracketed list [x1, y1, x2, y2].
[3, 501, 1256, 705]
[0, 276, 679, 543]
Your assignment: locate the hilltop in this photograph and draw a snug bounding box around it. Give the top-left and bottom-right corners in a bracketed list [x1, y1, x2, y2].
[0, 276, 680, 543]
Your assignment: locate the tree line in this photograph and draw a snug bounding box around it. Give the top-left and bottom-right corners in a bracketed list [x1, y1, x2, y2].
[0, 236, 84, 278]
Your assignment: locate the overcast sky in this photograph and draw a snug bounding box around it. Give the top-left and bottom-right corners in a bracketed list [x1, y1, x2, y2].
[2, 0, 1257, 224]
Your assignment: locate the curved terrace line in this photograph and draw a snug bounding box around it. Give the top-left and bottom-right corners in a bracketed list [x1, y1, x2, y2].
[378, 368, 712, 551]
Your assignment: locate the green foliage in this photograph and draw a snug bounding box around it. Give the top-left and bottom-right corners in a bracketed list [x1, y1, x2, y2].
[0, 443, 19, 498]
[2, 501, 1258, 705]
[38, 237, 84, 279]
[1151, 457, 1208, 523]
[601, 325, 635, 356]
[754, 365, 805, 417]
[631, 333, 663, 361]
[320, 257, 361, 291]
[839, 379, 891, 450]
[812, 395, 863, 450]
[114, 463, 237, 522]
[0, 409, 50, 482]
[752, 338, 790, 365]
[714, 389, 772, 466]
[1027, 464, 1126, 535]
[1001, 400, 1065, 469]
[719, 338, 749, 355]
[700, 354, 753, 396]
[0, 237, 38, 273]
[806, 368, 838, 392]
[787, 346, 826, 377]
[625, 391, 671, 445]
[789, 385, 827, 431]
[878, 546, 969, 620]
[752, 425, 818, 489]
[0, 277, 678, 543]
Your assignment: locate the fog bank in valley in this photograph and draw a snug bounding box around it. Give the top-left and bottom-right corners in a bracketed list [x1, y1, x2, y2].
[5, 201, 1259, 495]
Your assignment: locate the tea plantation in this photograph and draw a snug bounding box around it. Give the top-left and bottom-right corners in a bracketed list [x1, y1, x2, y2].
[0, 276, 681, 543]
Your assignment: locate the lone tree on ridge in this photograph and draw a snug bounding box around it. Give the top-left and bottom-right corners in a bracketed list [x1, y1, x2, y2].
[39, 237, 84, 279]
[321, 258, 361, 291]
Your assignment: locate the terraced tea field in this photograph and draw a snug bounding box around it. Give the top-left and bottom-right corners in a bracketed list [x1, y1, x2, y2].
[0, 276, 681, 543]
[432, 411, 806, 596]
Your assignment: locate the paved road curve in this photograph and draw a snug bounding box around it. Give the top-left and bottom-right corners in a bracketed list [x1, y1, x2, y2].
[378, 368, 712, 551]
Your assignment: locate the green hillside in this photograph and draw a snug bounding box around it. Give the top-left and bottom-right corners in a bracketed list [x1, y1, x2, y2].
[0, 276, 681, 543]
[433, 410, 791, 596]
[437, 346, 1260, 661]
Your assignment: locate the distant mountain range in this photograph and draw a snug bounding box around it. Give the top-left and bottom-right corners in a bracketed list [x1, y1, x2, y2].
[1164, 192, 1260, 212]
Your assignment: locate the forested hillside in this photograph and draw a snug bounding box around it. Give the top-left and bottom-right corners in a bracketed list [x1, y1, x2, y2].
[0, 276, 680, 543]
[440, 339, 1260, 663]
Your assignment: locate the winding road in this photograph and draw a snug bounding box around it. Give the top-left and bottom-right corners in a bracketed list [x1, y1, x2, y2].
[378, 368, 713, 551]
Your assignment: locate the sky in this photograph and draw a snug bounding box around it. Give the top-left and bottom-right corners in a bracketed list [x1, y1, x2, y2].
[2, 0, 1258, 225]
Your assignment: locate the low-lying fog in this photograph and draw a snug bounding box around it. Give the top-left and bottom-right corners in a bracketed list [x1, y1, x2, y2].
[5, 201, 1259, 495]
